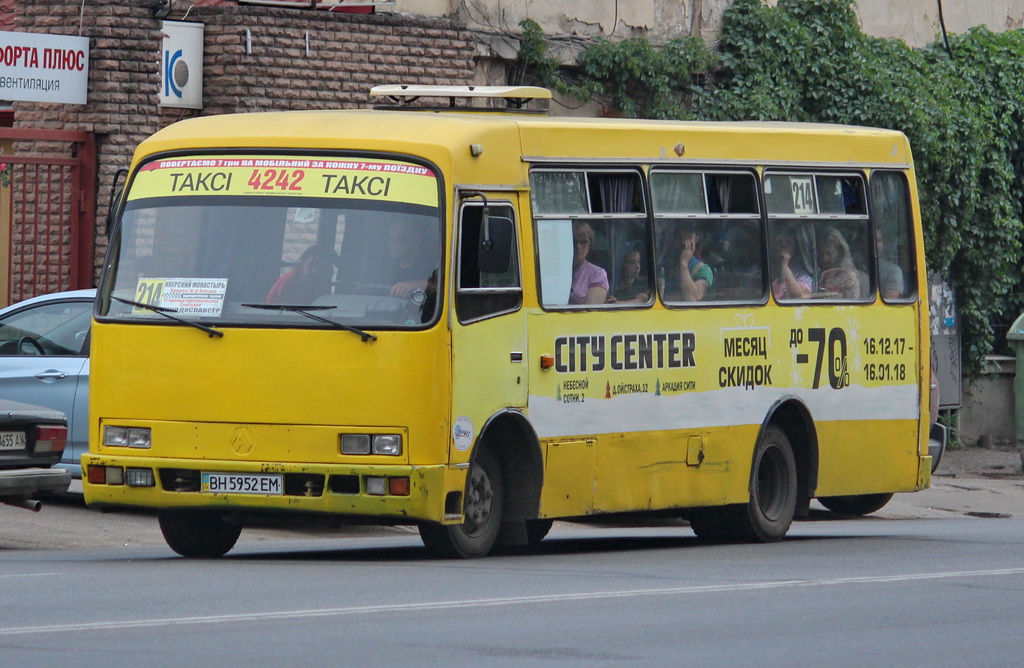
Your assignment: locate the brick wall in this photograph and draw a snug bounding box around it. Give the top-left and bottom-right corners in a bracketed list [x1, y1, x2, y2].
[11, 0, 475, 290]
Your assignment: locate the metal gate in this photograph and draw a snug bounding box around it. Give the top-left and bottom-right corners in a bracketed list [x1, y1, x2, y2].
[0, 127, 96, 305]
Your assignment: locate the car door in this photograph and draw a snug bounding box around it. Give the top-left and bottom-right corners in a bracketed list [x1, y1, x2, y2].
[0, 295, 93, 476]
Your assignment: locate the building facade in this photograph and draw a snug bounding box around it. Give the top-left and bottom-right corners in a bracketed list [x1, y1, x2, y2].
[2, 0, 1023, 299]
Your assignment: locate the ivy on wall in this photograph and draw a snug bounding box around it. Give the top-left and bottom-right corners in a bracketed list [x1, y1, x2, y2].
[517, 0, 1024, 375]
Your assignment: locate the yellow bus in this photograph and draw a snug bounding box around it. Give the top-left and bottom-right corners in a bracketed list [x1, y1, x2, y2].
[83, 86, 935, 558]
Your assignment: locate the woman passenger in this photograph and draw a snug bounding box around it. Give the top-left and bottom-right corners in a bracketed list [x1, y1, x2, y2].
[771, 228, 812, 300]
[608, 246, 649, 303]
[816, 228, 860, 299]
[569, 221, 609, 305]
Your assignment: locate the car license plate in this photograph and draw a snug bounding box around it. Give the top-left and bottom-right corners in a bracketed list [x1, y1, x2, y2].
[0, 431, 26, 451]
[201, 472, 283, 495]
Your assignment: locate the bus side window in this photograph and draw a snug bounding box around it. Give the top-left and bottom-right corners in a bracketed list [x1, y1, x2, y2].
[870, 172, 916, 301]
[456, 203, 522, 323]
[532, 168, 646, 309]
[709, 220, 764, 301]
[651, 170, 763, 304]
[766, 173, 872, 303]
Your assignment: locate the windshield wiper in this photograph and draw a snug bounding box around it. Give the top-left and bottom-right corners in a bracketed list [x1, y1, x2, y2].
[241, 303, 377, 342]
[111, 297, 224, 338]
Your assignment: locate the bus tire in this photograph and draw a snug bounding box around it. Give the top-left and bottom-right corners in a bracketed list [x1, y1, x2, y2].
[419, 450, 503, 558]
[158, 509, 242, 558]
[691, 424, 797, 543]
[686, 507, 732, 542]
[818, 493, 893, 516]
[743, 424, 797, 541]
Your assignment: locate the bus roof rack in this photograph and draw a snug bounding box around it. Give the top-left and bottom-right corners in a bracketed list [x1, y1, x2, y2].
[369, 85, 551, 113]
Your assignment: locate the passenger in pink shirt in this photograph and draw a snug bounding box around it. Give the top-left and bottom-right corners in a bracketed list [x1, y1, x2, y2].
[569, 221, 609, 304]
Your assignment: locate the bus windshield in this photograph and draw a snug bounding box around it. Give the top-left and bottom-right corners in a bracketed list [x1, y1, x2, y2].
[100, 155, 443, 329]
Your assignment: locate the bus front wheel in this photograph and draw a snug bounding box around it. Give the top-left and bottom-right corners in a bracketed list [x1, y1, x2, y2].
[419, 450, 503, 558]
[158, 509, 242, 558]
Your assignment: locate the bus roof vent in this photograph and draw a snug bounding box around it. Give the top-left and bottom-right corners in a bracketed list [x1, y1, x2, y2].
[369, 85, 551, 114]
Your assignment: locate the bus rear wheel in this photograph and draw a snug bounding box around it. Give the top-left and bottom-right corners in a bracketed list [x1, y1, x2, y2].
[526, 519, 553, 545]
[818, 493, 893, 516]
[690, 424, 797, 543]
[419, 450, 503, 558]
[158, 509, 242, 558]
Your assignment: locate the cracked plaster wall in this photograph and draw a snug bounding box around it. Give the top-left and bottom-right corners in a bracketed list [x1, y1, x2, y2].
[394, 1, 1024, 49]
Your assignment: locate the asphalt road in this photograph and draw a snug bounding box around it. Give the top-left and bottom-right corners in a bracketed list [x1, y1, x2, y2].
[2, 514, 1023, 666]
[1, 447, 1022, 666]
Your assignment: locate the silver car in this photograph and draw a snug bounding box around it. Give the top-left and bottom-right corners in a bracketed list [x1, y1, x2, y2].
[0, 289, 95, 478]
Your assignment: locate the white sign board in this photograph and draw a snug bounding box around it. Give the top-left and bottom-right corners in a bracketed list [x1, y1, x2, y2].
[160, 21, 203, 109]
[0, 31, 89, 104]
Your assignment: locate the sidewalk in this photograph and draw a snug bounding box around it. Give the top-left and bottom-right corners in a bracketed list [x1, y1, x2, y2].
[876, 447, 1024, 520]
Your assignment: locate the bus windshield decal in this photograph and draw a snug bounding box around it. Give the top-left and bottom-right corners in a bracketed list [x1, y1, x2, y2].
[134, 277, 228, 317]
[129, 156, 438, 207]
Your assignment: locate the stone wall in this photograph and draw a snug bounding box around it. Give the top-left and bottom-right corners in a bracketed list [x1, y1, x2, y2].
[11, 0, 474, 286]
[393, 0, 1024, 55]
[959, 356, 1017, 448]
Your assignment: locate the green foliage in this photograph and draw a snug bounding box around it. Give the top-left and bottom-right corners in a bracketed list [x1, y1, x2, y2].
[569, 36, 717, 119]
[512, 19, 559, 87]
[517, 0, 1024, 375]
[515, 19, 716, 119]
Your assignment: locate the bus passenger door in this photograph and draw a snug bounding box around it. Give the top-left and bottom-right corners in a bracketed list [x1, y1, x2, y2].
[449, 198, 527, 460]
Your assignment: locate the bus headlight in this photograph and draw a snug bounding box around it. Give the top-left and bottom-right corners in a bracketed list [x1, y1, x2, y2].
[103, 426, 128, 447]
[372, 434, 402, 456]
[341, 434, 370, 455]
[104, 426, 152, 448]
[340, 433, 402, 456]
[128, 428, 152, 448]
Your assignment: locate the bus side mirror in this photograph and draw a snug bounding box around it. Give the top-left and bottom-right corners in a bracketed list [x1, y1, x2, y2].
[478, 216, 514, 274]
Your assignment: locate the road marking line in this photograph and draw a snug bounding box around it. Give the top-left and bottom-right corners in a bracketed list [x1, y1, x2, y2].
[0, 572, 64, 579]
[3, 567, 1024, 636]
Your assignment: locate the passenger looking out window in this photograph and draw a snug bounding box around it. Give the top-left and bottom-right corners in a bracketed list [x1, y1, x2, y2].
[569, 221, 609, 305]
[771, 229, 812, 300]
[659, 224, 714, 302]
[816, 229, 860, 299]
[608, 245, 649, 304]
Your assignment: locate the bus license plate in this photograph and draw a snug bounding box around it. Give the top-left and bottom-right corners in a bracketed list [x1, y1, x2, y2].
[201, 472, 283, 495]
[0, 431, 26, 451]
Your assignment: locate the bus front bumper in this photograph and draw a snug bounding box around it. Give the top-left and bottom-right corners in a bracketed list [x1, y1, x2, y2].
[81, 454, 465, 524]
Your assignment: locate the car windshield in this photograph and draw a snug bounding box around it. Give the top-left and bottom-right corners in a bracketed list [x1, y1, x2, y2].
[99, 155, 443, 329]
